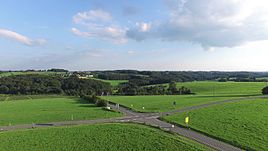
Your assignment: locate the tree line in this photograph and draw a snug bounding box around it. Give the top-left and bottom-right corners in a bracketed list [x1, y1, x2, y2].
[93, 70, 268, 86]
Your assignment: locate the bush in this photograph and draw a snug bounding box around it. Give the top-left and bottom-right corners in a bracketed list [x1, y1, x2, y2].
[262, 86, 268, 95]
[96, 99, 107, 107]
[80, 95, 107, 107]
[80, 95, 98, 104]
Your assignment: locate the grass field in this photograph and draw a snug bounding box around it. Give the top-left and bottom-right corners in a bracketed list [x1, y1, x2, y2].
[0, 97, 121, 126]
[104, 81, 267, 112]
[0, 123, 211, 151]
[163, 98, 268, 151]
[102, 95, 238, 112]
[92, 78, 128, 87]
[176, 81, 267, 96]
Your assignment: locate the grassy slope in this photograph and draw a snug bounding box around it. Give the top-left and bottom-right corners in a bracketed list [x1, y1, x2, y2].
[163, 98, 268, 151]
[102, 95, 235, 112]
[0, 123, 211, 151]
[92, 78, 128, 87]
[0, 97, 121, 126]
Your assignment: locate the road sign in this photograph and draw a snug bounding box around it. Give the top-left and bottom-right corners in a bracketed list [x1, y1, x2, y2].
[185, 117, 189, 124]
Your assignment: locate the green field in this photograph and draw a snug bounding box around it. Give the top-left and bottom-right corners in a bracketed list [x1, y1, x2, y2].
[92, 78, 128, 87]
[0, 123, 211, 151]
[102, 95, 237, 112]
[163, 98, 268, 151]
[103, 81, 267, 112]
[0, 97, 121, 126]
[175, 81, 267, 96]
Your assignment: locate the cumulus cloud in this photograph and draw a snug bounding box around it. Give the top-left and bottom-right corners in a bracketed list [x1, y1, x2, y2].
[0, 28, 46, 46]
[72, 9, 127, 44]
[127, 0, 268, 50]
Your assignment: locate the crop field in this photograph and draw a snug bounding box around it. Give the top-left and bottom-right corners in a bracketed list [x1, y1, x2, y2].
[163, 98, 268, 150]
[0, 123, 210, 151]
[0, 97, 121, 126]
[102, 95, 237, 112]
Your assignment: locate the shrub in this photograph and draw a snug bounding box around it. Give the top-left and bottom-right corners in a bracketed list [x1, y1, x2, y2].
[80, 95, 98, 104]
[262, 86, 268, 95]
[96, 99, 108, 107]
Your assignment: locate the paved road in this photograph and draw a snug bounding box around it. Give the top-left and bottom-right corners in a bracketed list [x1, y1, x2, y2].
[2, 96, 264, 150]
[161, 95, 268, 116]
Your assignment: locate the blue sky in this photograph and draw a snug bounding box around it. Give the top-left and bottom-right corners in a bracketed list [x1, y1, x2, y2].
[1, 0, 268, 71]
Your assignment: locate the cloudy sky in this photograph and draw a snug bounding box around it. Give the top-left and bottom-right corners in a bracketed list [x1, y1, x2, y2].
[1, 0, 268, 71]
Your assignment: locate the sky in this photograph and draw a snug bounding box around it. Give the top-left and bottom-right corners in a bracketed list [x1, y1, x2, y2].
[1, 0, 268, 71]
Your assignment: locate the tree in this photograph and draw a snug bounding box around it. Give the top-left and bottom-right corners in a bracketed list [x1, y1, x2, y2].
[0, 85, 9, 93]
[178, 86, 192, 94]
[168, 81, 177, 95]
[117, 83, 138, 95]
[262, 86, 268, 95]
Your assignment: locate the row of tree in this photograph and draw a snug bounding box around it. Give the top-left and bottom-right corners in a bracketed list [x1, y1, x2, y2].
[93, 70, 268, 86]
[0, 74, 111, 96]
[218, 77, 268, 82]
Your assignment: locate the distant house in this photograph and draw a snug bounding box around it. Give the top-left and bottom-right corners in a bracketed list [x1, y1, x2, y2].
[78, 74, 93, 79]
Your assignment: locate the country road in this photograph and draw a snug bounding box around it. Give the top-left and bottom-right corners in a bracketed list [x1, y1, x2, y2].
[2, 96, 266, 151]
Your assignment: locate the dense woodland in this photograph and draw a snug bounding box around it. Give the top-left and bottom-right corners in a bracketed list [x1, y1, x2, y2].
[0, 75, 111, 96]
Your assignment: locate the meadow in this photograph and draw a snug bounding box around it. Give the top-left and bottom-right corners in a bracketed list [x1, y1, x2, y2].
[175, 81, 267, 96]
[163, 98, 268, 151]
[0, 123, 211, 151]
[0, 97, 121, 126]
[148, 81, 266, 95]
[103, 95, 237, 112]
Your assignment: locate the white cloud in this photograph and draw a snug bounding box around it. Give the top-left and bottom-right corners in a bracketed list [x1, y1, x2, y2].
[71, 26, 127, 44]
[127, 0, 268, 49]
[0, 28, 46, 46]
[73, 9, 112, 25]
[72, 9, 127, 44]
[136, 22, 151, 32]
[127, 50, 135, 54]
[71, 28, 91, 37]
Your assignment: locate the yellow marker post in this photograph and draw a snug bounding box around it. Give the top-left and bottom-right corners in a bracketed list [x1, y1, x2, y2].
[185, 117, 189, 127]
